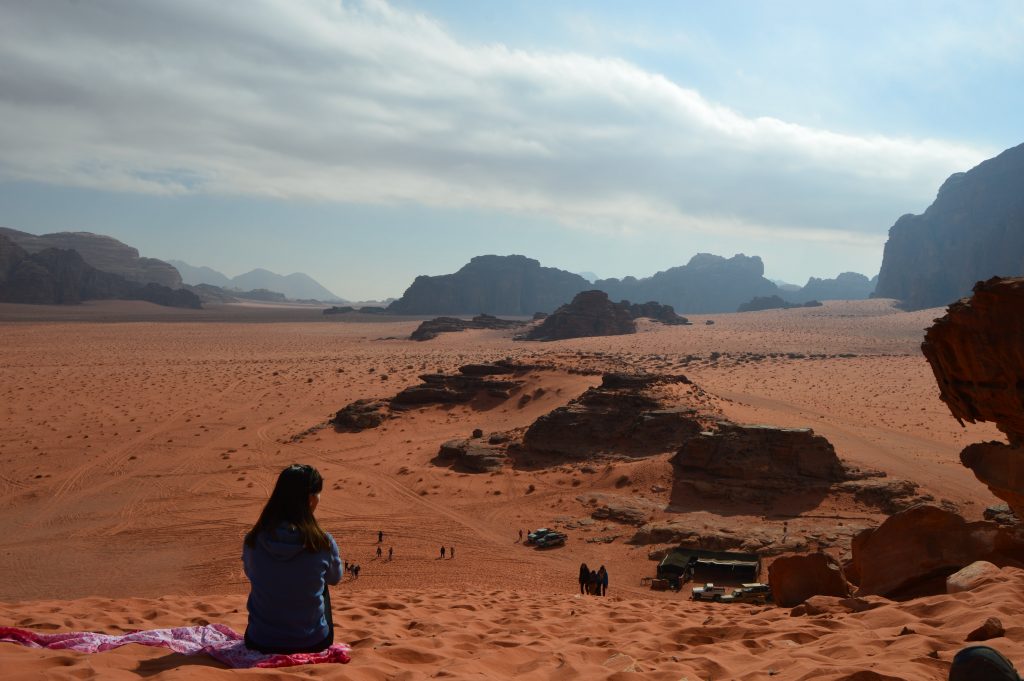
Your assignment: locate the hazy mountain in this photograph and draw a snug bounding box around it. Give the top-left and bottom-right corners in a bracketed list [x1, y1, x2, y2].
[169, 261, 343, 302]
[576, 271, 599, 283]
[0, 227, 182, 288]
[594, 253, 779, 314]
[875, 142, 1024, 310]
[783, 272, 878, 303]
[167, 260, 233, 288]
[0, 235, 200, 308]
[387, 255, 591, 315]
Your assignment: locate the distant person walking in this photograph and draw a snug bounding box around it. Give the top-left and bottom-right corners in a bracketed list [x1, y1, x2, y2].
[588, 569, 599, 595]
[518, 529, 523, 543]
[449, 546, 455, 559]
[598, 565, 608, 596]
[578, 563, 589, 595]
[440, 546, 446, 559]
[376, 545, 382, 558]
[378, 530, 383, 543]
[388, 546, 393, 561]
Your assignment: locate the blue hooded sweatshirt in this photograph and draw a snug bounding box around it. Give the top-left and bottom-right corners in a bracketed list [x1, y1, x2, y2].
[242, 523, 342, 651]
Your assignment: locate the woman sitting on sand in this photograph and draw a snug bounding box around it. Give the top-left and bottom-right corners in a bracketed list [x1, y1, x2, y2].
[243, 464, 342, 654]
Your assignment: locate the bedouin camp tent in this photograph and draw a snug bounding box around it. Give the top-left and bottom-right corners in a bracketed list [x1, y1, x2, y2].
[656, 548, 760, 585]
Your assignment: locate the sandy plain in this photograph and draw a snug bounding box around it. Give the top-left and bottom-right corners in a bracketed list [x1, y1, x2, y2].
[0, 298, 1020, 680]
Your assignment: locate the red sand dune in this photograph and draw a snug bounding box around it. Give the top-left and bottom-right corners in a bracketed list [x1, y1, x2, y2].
[0, 299, 1018, 680]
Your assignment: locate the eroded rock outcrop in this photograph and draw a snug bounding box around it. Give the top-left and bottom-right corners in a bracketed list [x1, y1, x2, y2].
[433, 438, 507, 473]
[410, 314, 524, 341]
[672, 423, 846, 503]
[520, 373, 717, 460]
[848, 504, 1024, 599]
[522, 290, 689, 341]
[768, 553, 852, 607]
[922, 276, 1024, 518]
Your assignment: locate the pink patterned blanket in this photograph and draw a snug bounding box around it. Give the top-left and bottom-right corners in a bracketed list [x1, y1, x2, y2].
[0, 624, 351, 669]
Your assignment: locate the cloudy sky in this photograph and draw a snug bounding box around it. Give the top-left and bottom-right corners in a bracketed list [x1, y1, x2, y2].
[1, 0, 1021, 299]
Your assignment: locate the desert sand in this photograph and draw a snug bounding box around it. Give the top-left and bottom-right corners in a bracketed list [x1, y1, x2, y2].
[0, 298, 1019, 680]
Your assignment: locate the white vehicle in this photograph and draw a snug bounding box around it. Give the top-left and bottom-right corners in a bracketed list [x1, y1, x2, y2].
[691, 583, 727, 601]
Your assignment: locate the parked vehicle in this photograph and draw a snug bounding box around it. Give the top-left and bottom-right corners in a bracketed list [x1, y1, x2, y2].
[525, 528, 552, 545]
[691, 583, 727, 601]
[722, 583, 772, 604]
[534, 531, 567, 548]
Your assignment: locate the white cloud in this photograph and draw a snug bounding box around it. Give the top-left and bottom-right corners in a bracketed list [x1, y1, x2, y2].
[0, 0, 994, 246]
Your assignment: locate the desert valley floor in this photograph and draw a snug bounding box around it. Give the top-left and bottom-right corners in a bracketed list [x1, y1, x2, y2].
[0, 299, 1021, 681]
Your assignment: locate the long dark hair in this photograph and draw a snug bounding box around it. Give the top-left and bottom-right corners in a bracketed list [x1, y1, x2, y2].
[245, 464, 329, 552]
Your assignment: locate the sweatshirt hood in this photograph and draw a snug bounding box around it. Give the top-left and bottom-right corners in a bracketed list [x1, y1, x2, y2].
[258, 523, 307, 560]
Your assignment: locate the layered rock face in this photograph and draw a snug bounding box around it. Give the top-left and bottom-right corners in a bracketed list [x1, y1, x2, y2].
[0, 227, 183, 288]
[594, 253, 779, 314]
[671, 423, 847, 503]
[521, 373, 715, 459]
[874, 142, 1024, 310]
[387, 254, 590, 315]
[922, 277, 1024, 518]
[0, 236, 200, 308]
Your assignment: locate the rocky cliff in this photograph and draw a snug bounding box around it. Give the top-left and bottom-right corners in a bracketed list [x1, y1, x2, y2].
[0, 227, 183, 288]
[387, 255, 590, 315]
[874, 142, 1024, 310]
[0, 235, 200, 308]
[522, 290, 689, 341]
[594, 253, 779, 314]
[922, 276, 1024, 518]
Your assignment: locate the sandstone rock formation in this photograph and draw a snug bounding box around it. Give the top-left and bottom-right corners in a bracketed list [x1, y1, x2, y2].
[946, 561, 1003, 594]
[522, 290, 635, 340]
[0, 235, 201, 308]
[520, 373, 716, 461]
[671, 423, 846, 504]
[1, 227, 183, 288]
[522, 290, 689, 341]
[594, 253, 779, 314]
[922, 276, 1024, 518]
[332, 399, 389, 431]
[875, 142, 1024, 310]
[387, 254, 590, 315]
[433, 438, 507, 473]
[737, 295, 822, 312]
[410, 314, 525, 341]
[848, 504, 1024, 599]
[768, 553, 852, 607]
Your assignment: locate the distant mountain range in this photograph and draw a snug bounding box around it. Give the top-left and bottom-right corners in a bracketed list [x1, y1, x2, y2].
[875, 142, 1024, 310]
[386, 253, 876, 316]
[168, 261, 344, 302]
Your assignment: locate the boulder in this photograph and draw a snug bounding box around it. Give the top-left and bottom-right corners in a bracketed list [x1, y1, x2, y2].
[392, 373, 522, 406]
[966, 617, 1005, 642]
[947, 561, 1003, 594]
[591, 503, 648, 526]
[522, 290, 636, 341]
[434, 439, 507, 473]
[849, 505, 1024, 598]
[790, 595, 886, 617]
[768, 553, 852, 607]
[922, 276, 1024, 518]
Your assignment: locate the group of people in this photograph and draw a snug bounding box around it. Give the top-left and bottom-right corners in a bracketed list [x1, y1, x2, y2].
[579, 563, 609, 596]
[440, 545, 455, 559]
[374, 545, 394, 560]
[343, 561, 361, 577]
